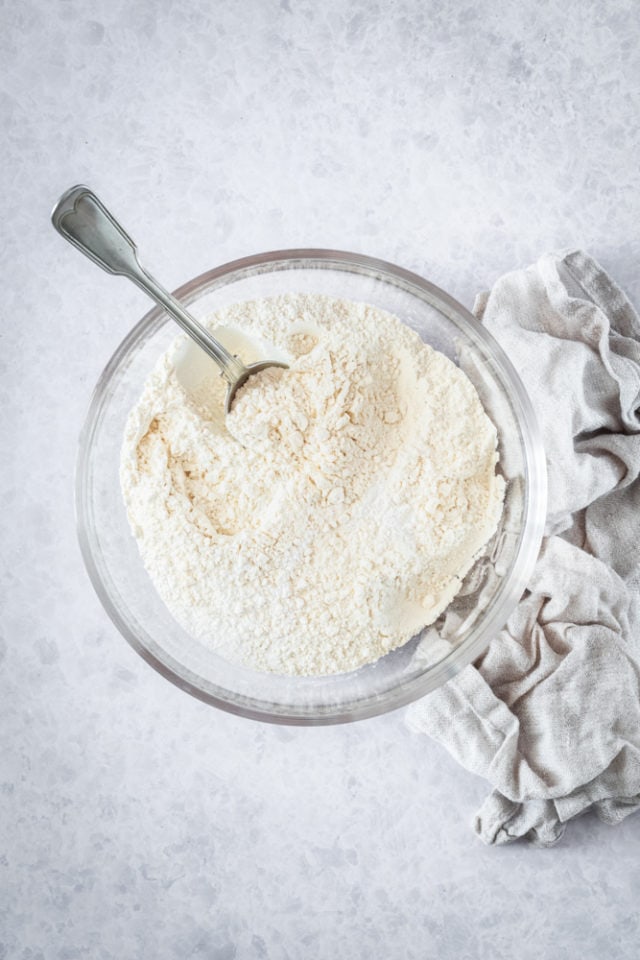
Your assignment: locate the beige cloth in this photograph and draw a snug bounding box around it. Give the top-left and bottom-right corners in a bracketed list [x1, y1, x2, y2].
[406, 250, 640, 846]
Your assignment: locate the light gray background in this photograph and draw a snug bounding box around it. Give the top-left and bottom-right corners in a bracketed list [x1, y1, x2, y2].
[2, 0, 640, 957]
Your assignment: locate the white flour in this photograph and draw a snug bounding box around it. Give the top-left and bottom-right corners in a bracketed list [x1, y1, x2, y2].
[120, 293, 504, 676]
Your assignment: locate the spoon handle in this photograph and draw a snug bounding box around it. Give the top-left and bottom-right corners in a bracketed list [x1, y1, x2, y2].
[51, 185, 246, 384]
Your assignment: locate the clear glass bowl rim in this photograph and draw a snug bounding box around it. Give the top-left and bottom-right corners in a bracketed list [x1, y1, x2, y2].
[76, 248, 547, 724]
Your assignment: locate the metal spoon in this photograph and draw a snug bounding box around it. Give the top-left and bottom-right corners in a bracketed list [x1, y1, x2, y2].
[51, 185, 288, 413]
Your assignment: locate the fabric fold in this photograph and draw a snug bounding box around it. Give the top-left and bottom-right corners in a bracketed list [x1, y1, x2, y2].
[406, 249, 640, 845]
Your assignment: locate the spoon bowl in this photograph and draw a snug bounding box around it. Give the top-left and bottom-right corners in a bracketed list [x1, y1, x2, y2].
[224, 359, 288, 413]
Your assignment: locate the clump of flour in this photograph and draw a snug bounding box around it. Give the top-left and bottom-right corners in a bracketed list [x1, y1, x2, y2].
[120, 294, 504, 676]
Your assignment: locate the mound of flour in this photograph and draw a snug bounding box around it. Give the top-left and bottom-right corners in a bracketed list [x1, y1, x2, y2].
[120, 293, 504, 676]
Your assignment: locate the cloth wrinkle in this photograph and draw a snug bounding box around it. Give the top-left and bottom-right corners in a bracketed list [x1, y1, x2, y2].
[406, 249, 640, 845]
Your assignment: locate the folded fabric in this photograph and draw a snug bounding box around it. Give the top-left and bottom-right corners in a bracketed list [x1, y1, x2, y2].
[406, 250, 640, 846]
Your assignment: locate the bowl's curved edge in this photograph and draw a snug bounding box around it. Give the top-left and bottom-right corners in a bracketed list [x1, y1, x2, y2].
[74, 248, 548, 724]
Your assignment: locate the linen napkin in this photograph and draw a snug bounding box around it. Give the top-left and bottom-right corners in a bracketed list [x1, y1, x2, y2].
[406, 249, 640, 846]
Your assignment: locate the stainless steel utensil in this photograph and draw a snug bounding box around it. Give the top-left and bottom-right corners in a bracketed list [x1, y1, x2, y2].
[51, 185, 288, 412]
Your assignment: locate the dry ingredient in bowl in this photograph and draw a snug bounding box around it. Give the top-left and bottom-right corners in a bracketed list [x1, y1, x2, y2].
[120, 293, 504, 676]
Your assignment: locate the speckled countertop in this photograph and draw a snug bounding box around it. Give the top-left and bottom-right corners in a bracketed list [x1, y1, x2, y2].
[2, 1, 640, 957]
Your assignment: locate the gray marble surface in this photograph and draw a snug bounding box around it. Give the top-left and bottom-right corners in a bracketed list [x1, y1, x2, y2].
[2, 0, 640, 957]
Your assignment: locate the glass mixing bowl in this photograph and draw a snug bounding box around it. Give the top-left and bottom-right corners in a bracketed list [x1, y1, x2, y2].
[77, 249, 546, 724]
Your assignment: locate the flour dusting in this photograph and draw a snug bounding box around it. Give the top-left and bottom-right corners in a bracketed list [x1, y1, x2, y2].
[120, 293, 504, 676]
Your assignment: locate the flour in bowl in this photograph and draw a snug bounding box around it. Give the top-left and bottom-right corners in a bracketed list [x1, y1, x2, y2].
[120, 293, 504, 676]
